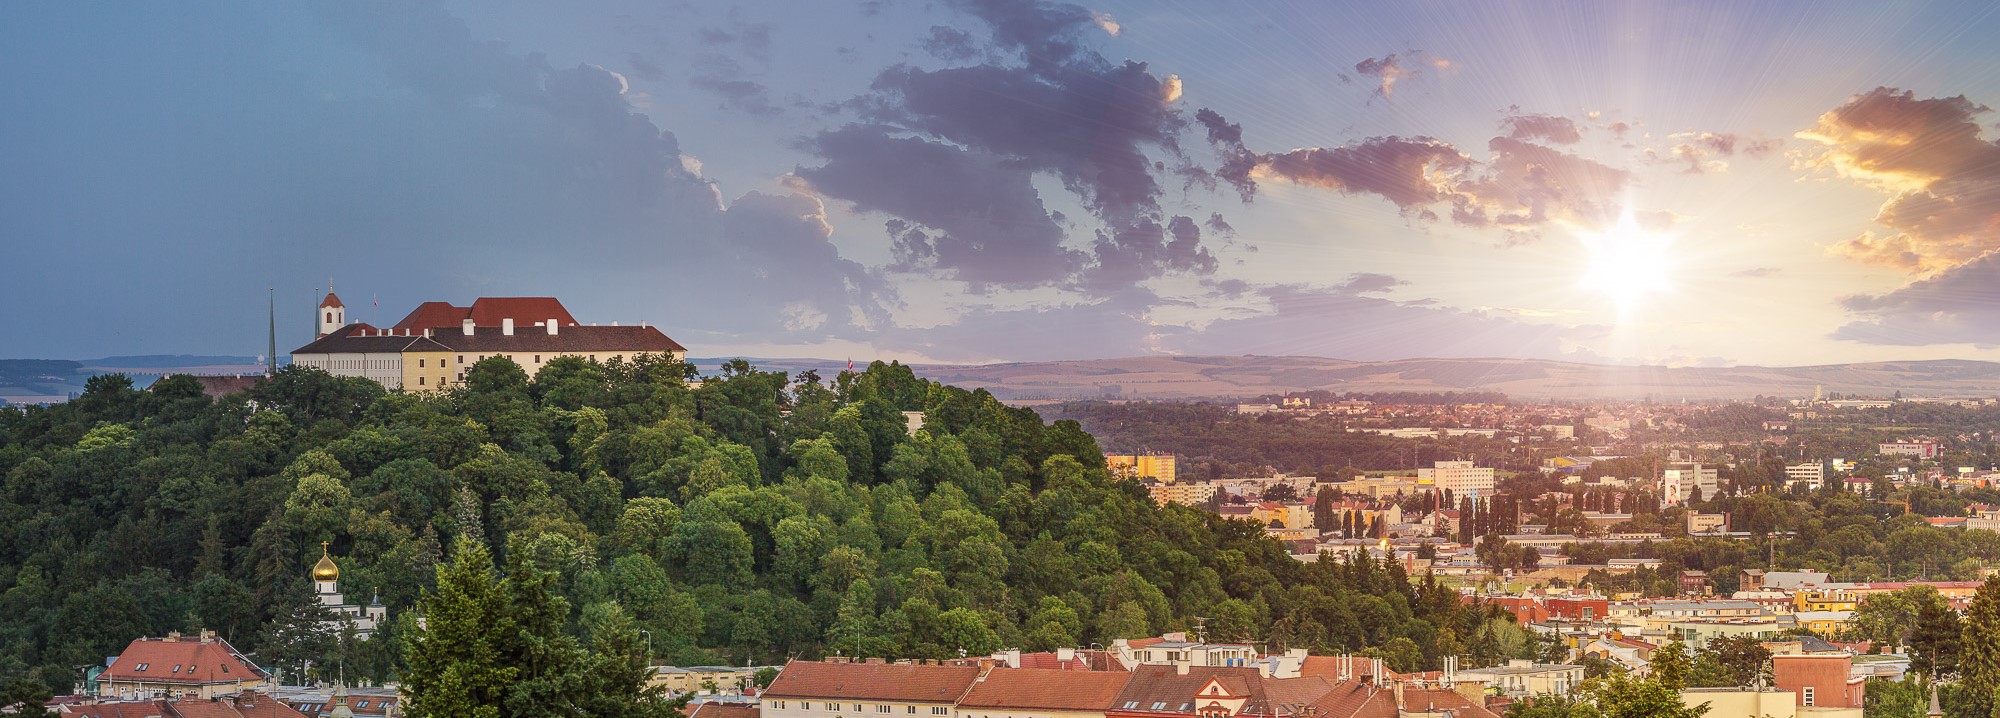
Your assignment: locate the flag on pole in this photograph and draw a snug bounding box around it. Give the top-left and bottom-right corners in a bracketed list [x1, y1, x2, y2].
[846, 358, 854, 372]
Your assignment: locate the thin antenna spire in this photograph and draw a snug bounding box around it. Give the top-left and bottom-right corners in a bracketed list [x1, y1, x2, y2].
[267, 288, 278, 376]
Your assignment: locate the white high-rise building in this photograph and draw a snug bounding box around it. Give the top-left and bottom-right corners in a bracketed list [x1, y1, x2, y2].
[1419, 460, 1495, 497]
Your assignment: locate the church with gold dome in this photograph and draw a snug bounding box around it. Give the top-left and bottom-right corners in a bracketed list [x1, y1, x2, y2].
[312, 542, 387, 637]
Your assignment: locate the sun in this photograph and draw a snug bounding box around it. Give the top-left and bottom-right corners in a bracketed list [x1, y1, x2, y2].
[1578, 212, 1675, 319]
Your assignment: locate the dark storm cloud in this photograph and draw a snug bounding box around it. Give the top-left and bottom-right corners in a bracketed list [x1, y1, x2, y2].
[799, 0, 1216, 291]
[920, 26, 981, 61]
[324, 0, 884, 333]
[1802, 87, 2000, 273]
[793, 125, 1081, 287]
[1833, 252, 2000, 346]
[1500, 113, 1582, 144]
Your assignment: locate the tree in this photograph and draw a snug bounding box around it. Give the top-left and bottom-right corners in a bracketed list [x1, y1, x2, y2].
[1652, 640, 1691, 691]
[1911, 597, 1961, 681]
[1951, 576, 2000, 718]
[403, 540, 516, 718]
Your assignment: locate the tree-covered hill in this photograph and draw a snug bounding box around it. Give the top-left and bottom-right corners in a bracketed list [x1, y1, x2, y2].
[0, 358, 1520, 693]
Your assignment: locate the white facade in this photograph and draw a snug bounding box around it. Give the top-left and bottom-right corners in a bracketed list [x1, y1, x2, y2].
[292, 352, 405, 390]
[1417, 461, 1495, 497]
[1663, 464, 1719, 505]
[1785, 463, 1825, 491]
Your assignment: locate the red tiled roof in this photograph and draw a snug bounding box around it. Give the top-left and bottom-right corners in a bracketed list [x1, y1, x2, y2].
[1298, 657, 1384, 683]
[1401, 688, 1499, 718]
[1108, 665, 1335, 717]
[99, 636, 267, 685]
[60, 702, 171, 717]
[1015, 651, 1120, 671]
[292, 323, 686, 355]
[390, 298, 581, 332]
[1307, 682, 1394, 718]
[60, 692, 305, 718]
[762, 661, 980, 703]
[961, 669, 1131, 711]
[319, 293, 344, 309]
[689, 703, 761, 718]
[468, 297, 578, 328]
[392, 302, 469, 332]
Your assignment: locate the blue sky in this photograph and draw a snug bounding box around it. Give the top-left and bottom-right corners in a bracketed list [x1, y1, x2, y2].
[6, 0, 2000, 366]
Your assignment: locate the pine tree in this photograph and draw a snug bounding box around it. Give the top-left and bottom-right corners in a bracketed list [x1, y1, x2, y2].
[1653, 640, 1691, 691]
[1951, 576, 2000, 718]
[403, 539, 516, 718]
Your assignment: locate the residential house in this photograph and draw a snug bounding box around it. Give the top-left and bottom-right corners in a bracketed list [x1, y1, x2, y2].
[956, 668, 1132, 718]
[760, 660, 981, 718]
[96, 632, 269, 701]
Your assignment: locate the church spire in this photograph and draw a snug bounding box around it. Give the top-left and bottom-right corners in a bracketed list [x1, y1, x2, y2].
[267, 287, 277, 377]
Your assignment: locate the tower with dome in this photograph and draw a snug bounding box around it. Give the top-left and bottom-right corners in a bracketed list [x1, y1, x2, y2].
[312, 542, 388, 638]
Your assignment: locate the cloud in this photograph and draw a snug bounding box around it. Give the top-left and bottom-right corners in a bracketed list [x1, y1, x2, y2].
[1195, 108, 1259, 202]
[1253, 134, 1632, 233]
[1351, 54, 1419, 100]
[1800, 86, 2000, 274]
[1833, 251, 2000, 346]
[1500, 113, 1582, 144]
[799, 0, 1218, 292]
[1654, 131, 1784, 174]
[1258, 137, 1473, 216]
[690, 55, 782, 116]
[1731, 267, 1782, 278]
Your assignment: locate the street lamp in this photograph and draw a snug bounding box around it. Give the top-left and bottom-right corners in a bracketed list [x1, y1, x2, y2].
[641, 630, 652, 661]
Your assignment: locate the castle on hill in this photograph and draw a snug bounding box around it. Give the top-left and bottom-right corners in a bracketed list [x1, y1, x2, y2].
[291, 294, 686, 391]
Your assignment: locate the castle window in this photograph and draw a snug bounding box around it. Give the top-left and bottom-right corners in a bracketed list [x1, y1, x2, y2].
[458, 355, 464, 364]
[535, 355, 541, 363]
[419, 358, 426, 367]
[418, 377, 425, 385]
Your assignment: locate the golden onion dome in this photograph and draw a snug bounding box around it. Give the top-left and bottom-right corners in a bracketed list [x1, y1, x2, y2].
[312, 542, 340, 581]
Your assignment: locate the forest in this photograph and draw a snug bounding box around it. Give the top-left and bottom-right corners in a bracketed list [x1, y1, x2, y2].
[0, 358, 1537, 695]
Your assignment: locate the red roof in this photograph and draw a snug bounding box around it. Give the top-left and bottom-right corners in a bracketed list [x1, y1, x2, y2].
[62, 692, 304, 718]
[689, 704, 761, 718]
[960, 668, 1132, 710]
[319, 293, 344, 309]
[762, 661, 980, 703]
[1015, 650, 1120, 671]
[390, 297, 580, 332]
[1297, 656, 1384, 683]
[98, 635, 267, 685]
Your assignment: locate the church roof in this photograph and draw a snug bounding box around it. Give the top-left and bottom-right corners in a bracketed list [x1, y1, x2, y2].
[312, 544, 339, 581]
[319, 293, 344, 309]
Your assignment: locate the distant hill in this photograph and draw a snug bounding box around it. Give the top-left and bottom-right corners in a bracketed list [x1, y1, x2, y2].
[901, 355, 2000, 402]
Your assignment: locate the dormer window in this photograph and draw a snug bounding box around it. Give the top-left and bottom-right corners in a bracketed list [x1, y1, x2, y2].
[135, 663, 148, 671]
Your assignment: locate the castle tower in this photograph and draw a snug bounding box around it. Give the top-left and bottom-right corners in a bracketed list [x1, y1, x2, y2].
[319, 291, 346, 338]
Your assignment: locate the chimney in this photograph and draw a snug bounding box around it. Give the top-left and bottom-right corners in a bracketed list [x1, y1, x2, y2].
[1393, 679, 1405, 710]
[462, 319, 475, 336]
[502, 318, 515, 336]
[1176, 663, 1189, 675]
[1057, 647, 1075, 663]
[547, 319, 559, 336]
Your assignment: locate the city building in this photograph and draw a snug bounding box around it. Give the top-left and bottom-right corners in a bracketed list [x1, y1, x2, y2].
[1878, 442, 1939, 459]
[1107, 454, 1178, 484]
[1785, 463, 1826, 492]
[310, 543, 386, 638]
[1661, 463, 1719, 505]
[60, 691, 306, 718]
[273, 685, 401, 717]
[761, 660, 981, 718]
[1687, 513, 1729, 534]
[292, 295, 686, 392]
[649, 665, 767, 695]
[1454, 660, 1584, 698]
[1773, 654, 1865, 716]
[956, 668, 1132, 718]
[1416, 461, 1495, 498]
[1148, 482, 1218, 507]
[95, 632, 269, 700]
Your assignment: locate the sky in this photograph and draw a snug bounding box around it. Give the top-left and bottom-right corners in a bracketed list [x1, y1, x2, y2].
[6, 0, 2000, 367]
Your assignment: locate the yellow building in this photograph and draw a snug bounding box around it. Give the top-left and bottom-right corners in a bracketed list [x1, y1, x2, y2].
[1794, 589, 1859, 613]
[1794, 611, 1854, 635]
[293, 296, 687, 392]
[1106, 453, 1176, 483]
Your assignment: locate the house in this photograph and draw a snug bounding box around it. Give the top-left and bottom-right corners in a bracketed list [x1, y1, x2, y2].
[760, 660, 981, 718]
[60, 691, 304, 718]
[1774, 654, 1865, 718]
[273, 685, 400, 717]
[650, 665, 768, 695]
[96, 632, 269, 700]
[1102, 665, 1334, 718]
[1453, 660, 1584, 698]
[956, 668, 1132, 718]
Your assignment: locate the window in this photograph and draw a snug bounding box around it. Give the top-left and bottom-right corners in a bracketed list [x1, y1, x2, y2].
[358, 701, 370, 709]
[854, 705, 862, 713]
[775, 703, 787, 710]
[878, 707, 892, 713]
[1152, 702, 1168, 711]
[418, 377, 425, 386]
[221, 665, 229, 674]
[535, 355, 542, 363]
[135, 663, 148, 671]
[458, 355, 464, 364]
[419, 358, 426, 367]
[932, 708, 948, 716]
[908, 707, 917, 714]
[1803, 687, 1815, 707]
[171, 665, 180, 673]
